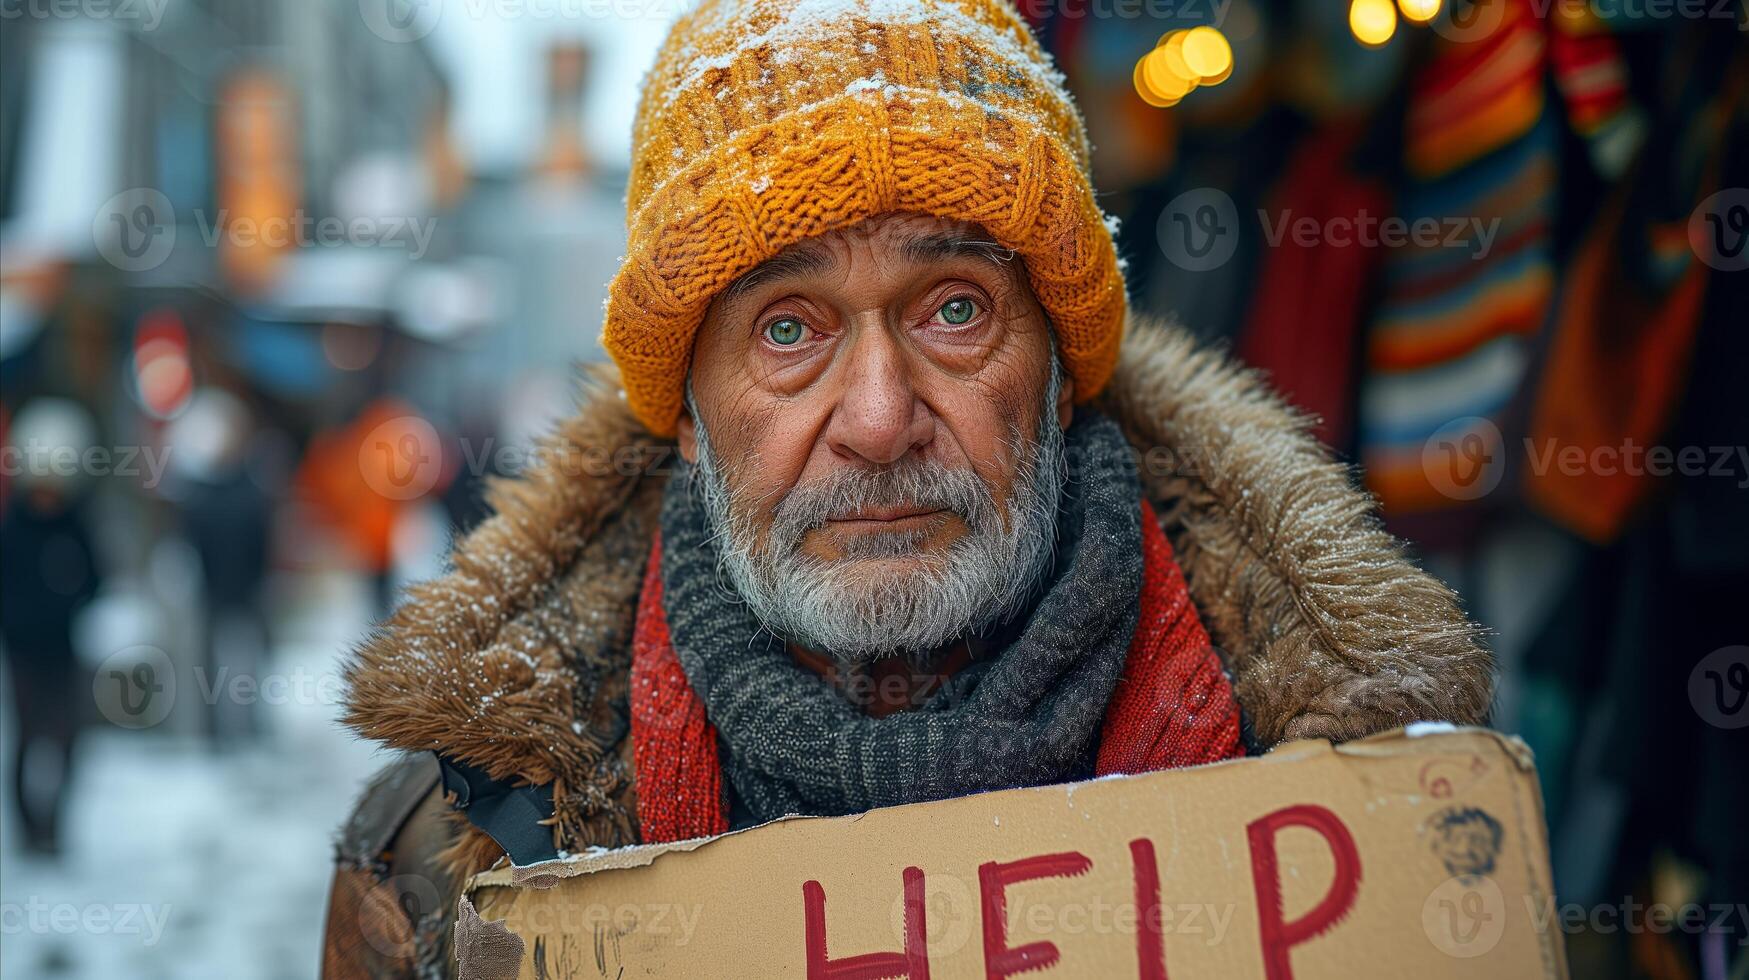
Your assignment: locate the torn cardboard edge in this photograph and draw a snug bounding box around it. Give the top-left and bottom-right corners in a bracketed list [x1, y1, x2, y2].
[461, 725, 1564, 979]
[467, 724, 1538, 891]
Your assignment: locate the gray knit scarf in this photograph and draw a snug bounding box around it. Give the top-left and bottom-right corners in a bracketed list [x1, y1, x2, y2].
[659, 410, 1143, 824]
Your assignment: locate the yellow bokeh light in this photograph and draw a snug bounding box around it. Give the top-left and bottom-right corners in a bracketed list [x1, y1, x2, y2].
[1349, 0, 1398, 46]
[1180, 26, 1233, 80]
[1398, 0, 1441, 23]
[1159, 31, 1198, 82]
[1133, 59, 1178, 107]
[1143, 47, 1198, 101]
[1135, 25, 1234, 108]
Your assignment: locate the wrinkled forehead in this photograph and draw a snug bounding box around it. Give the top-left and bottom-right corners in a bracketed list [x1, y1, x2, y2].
[717, 213, 1020, 305]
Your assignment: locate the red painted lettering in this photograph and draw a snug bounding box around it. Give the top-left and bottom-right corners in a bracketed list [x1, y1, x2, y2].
[803, 866, 932, 980]
[1129, 838, 1168, 980]
[1246, 804, 1362, 980]
[978, 851, 1093, 979]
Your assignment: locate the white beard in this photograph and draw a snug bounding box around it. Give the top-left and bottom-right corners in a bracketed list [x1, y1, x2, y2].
[688, 365, 1066, 664]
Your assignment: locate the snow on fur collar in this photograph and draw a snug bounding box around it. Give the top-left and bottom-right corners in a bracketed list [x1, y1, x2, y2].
[340, 315, 1494, 848]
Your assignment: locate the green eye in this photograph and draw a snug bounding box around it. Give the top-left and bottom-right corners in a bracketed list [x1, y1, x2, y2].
[764, 317, 805, 345]
[938, 298, 978, 325]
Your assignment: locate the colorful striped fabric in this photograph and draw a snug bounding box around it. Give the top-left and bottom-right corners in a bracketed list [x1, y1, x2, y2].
[1361, 0, 1556, 526]
[1548, 3, 1643, 178]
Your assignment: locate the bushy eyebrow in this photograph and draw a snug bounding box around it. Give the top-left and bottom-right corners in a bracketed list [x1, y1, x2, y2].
[899, 232, 1016, 267]
[719, 244, 832, 304]
[717, 229, 1016, 306]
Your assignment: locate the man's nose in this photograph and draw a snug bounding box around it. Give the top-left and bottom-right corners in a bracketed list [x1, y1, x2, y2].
[824, 326, 933, 466]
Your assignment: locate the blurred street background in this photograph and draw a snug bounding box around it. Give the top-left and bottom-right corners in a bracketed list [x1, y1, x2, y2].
[0, 0, 1744, 977]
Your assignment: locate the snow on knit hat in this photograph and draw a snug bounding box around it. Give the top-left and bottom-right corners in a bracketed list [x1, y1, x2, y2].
[603, 0, 1128, 436]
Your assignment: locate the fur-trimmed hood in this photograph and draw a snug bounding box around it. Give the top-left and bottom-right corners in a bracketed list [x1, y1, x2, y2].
[340, 314, 1494, 853]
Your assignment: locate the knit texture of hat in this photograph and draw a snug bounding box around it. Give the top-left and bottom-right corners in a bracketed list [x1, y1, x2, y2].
[603, 0, 1129, 436]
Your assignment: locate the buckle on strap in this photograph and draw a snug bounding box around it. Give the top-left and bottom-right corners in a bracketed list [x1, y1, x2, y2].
[434, 753, 559, 866]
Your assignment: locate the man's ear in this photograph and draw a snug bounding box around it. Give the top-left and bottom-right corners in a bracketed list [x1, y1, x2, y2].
[1056, 374, 1074, 432]
[677, 407, 699, 464]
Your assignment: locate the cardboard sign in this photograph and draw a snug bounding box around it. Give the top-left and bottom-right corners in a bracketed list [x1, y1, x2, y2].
[462, 727, 1567, 979]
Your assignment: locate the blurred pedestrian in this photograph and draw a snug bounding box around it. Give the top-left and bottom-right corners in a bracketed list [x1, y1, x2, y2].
[168, 387, 274, 743]
[0, 398, 102, 856]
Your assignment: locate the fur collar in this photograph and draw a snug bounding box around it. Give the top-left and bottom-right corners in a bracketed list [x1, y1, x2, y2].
[341, 315, 1493, 847]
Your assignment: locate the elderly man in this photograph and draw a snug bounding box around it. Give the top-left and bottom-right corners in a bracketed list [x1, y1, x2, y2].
[322, 0, 1492, 975]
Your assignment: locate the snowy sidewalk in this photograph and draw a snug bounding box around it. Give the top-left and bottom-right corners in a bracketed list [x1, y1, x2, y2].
[2, 578, 388, 979]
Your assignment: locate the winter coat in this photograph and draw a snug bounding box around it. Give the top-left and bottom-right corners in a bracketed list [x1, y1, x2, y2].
[320, 316, 1495, 979]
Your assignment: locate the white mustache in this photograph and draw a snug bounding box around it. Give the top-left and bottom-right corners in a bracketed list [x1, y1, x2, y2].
[769, 459, 996, 558]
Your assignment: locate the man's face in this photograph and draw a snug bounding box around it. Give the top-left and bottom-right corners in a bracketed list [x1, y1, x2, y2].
[679, 212, 1072, 661]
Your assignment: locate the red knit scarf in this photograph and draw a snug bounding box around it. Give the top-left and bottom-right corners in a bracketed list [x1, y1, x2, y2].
[629, 500, 1243, 843]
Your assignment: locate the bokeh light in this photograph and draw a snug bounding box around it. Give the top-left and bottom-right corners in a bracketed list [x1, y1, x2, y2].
[1350, 0, 1400, 47]
[1398, 0, 1442, 23]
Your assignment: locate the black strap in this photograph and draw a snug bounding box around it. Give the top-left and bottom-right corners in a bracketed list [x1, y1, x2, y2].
[434, 753, 559, 866]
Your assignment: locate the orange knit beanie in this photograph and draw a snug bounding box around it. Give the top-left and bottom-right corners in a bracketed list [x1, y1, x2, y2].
[603, 0, 1128, 436]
